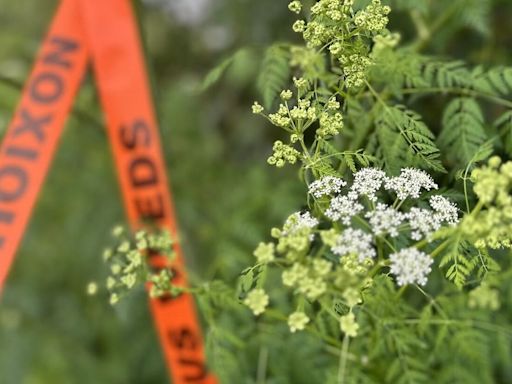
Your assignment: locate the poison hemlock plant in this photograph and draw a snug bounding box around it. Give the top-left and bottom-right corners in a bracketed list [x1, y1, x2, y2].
[97, 1, 512, 382]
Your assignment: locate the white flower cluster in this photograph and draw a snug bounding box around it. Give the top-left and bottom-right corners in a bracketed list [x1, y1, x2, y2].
[406, 196, 459, 240]
[389, 248, 433, 286]
[348, 168, 386, 202]
[384, 168, 438, 200]
[308, 176, 346, 198]
[365, 203, 404, 237]
[331, 228, 376, 262]
[301, 168, 461, 287]
[283, 211, 319, 235]
[309, 169, 459, 241]
[406, 207, 440, 241]
[429, 195, 459, 225]
[325, 195, 363, 225]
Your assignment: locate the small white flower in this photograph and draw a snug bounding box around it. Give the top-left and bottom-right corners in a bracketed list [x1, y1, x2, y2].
[308, 176, 346, 198]
[288, 311, 310, 332]
[429, 195, 459, 225]
[365, 203, 404, 237]
[331, 228, 376, 262]
[389, 247, 433, 286]
[384, 168, 438, 200]
[405, 207, 442, 240]
[350, 168, 386, 202]
[325, 195, 363, 225]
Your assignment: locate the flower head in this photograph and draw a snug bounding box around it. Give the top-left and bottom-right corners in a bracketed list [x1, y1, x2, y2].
[405, 207, 442, 240]
[253, 242, 275, 263]
[350, 168, 386, 202]
[429, 195, 459, 225]
[340, 312, 359, 337]
[283, 211, 319, 235]
[384, 168, 438, 200]
[288, 0, 302, 14]
[389, 247, 433, 286]
[308, 176, 346, 198]
[325, 195, 363, 225]
[288, 311, 310, 332]
[252, 101, 264, 114]
[365, 203, 404, 237]
[331, 228, 376, 262]
[244, 288, 269, 315]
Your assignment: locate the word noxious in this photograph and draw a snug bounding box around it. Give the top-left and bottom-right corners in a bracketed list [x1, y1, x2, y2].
[0, 36, 81, 249]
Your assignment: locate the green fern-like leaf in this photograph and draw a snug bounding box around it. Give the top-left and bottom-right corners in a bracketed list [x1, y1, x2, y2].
[321, 142, 375, 172]
[471, 66, 512, 96]
[455, 0, 492, 37]
[438, 97, 487, 167]
[439, 240, 477, 288]
[257, 44, 290, 108]
[200, 49, 251, 91]
[493, 110, 512, 156]
[376, 105, 445, 173]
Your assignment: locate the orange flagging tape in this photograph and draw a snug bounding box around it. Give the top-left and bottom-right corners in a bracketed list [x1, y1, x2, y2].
[0, 1, 216, 383]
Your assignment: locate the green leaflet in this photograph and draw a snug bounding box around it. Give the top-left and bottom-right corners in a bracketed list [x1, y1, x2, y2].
[494, 110, 512, 156]
[438, 97, 487, 167]
[376, 105, 445, 173]
[257, 44, 291, 109]
[200, 48, 252, 91]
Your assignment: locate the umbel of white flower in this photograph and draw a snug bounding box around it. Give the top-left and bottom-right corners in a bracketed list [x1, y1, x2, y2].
[332, 228, 376, 262]
[303, 168, 460, 286]
[309, 168, 459, 241]
[389, 247, 433, 286]
[308, 176, 346, 198]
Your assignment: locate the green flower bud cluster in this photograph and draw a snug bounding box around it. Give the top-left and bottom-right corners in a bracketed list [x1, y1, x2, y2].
[334, 253, 373, 292]
[354, 0, 391, 32]
[340, 311, 359, 337]
[372, 32, 401, 56]
[102, 226, 176, 305]
[253, 242, 275, 264]
[472, 157, 511, 206]
[282, 259, 330, 301]
[468, 282, 500, 311]
[288, 1, 302, 14]
[149, 269, 180, 298]
[267, 140, 301, 168]
[287, 0, 390, 91]
[339, 54, 373, 89]
[242, 209, 373, 333]
[288, 311, 310, 332]
[243, 288, 269, 316]
[251, 101, 264, 114]
[253, 84, 344, 162]
[462, 158, 512, 249]
[318, 111, 343, 137]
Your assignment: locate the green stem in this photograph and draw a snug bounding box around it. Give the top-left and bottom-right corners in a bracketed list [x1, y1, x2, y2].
[337, 334, 350, 384]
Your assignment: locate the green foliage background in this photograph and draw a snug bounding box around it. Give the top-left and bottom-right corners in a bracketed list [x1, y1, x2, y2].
[0, 0, 511, 383]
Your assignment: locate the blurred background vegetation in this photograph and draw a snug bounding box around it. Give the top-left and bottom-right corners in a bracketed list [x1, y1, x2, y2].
[0, 0, 511, 383]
